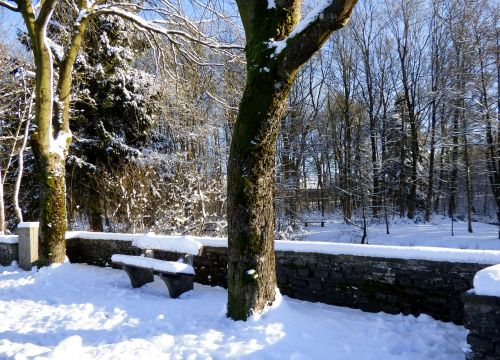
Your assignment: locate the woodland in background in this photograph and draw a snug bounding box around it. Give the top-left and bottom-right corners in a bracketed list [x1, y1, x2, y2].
[0, 0, 498, 240]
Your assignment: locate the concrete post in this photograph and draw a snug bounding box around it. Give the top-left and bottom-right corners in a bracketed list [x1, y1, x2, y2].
[17, 222, 39, 270]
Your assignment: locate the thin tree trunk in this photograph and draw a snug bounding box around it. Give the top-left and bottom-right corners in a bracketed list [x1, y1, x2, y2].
[0, 168, 4, 235]
[425, 104, 437, 222]
[424, 15, 439, 223]
[14, 118, 31, 223]
[463, 129, 473, 233]
[448, 107, 459, 220]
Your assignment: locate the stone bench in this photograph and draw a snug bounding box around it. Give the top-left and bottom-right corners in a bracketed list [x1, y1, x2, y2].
[111, 254, 195, 298]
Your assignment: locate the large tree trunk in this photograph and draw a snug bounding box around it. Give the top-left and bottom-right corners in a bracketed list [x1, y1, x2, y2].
[228, 0, 357, 320]
[227, 67, 295, 320]
[33, 152, 68, 263]
[17, 0, 88, 264]
[29, 8, 67, 264]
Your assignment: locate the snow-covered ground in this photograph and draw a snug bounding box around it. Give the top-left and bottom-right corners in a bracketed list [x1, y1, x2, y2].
[299, 216, 500, 250]
[0, 262, 468, 359]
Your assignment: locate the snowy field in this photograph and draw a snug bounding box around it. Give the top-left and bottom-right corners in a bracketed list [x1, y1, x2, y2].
[299, 216, 500, 250]
[0, 262, 468, 359]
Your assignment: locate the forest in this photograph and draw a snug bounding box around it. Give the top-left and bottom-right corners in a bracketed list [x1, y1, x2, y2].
[0, 0, 498, 240]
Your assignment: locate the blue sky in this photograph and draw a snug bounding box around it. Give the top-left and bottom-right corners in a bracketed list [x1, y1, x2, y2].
[1, 8, 24, 45]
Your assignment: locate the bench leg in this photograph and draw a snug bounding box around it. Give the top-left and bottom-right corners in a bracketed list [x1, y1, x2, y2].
[160, 274, 194, 298]
[123, 265, 154, 288]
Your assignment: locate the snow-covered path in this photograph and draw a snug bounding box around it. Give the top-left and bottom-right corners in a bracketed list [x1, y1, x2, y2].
[0, 263, 467, 359]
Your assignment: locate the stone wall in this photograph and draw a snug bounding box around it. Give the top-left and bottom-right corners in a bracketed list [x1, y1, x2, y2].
[65, 237, 490, 324]
[0, 243, 18, 266]
[463, 292, 500, 359]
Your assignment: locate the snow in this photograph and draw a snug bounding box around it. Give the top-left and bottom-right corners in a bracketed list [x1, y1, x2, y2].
[473, 264, 500, 297]
[67, 231, 212, 255]
[111, 254, 195, 275]
[0, 262, 468, 359]
[269, 0, 333, 55]
[299, 217, 500, 251]
[67, 225, 500, 263]
[0, 235, 18, 244]
[192, 235, 500, 264]
[66, 231, 139, 241]
[132, 234, 202, 256]
[275, 241, 500, 264]
[17, 222, 40, 229]
[48, 130, 72, 159]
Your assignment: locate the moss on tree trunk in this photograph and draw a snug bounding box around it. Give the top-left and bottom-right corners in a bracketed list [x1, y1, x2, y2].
[227, 64, 296, 320]
[228, 0, 358, 321]
[38, 157, 68, 264]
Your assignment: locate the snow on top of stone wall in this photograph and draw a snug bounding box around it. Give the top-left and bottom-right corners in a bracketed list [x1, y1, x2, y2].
[132, 235, 202, 255]
[66, 231, 138, 241]
[67, 232, 500, 264]
[473, 264, 500, 297]
[0, 235, 18, 244]
[273, 241, 500, 265]
[67, 231, 203, 255]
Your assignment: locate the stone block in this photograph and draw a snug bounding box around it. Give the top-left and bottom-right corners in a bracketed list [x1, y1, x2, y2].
[309, 280, 323, 291]
[17, 222, 39, 271]
[467, 334, 494, 352]
[297, 268, 310, 277]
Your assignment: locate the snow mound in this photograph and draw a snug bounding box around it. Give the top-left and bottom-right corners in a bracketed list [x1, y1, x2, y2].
[473, 264, 500, 297]
[111, 254, 195, 275]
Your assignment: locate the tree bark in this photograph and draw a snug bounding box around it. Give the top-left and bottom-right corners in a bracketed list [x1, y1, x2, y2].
[0, 167, 4, 234]
[228, 0, 358, 320]
[17, 0, 89, 264]
[33, 153, 68, 263]
[227, 65, 293, 320]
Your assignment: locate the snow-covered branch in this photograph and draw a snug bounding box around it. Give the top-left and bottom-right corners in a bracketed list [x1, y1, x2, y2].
[272, 0, 358, 72]
[91, 5, 244, 52]
[0, 0, 19, 12]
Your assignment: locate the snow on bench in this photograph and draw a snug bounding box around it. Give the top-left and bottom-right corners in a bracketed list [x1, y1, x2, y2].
[473, 264, 500, 297]
[111, 254, 195, 275]
[111, 254, 195, 298]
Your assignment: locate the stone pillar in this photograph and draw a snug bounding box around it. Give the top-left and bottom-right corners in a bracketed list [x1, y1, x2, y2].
[462, 291, 500, 359]
[17, 222, 39, 271]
